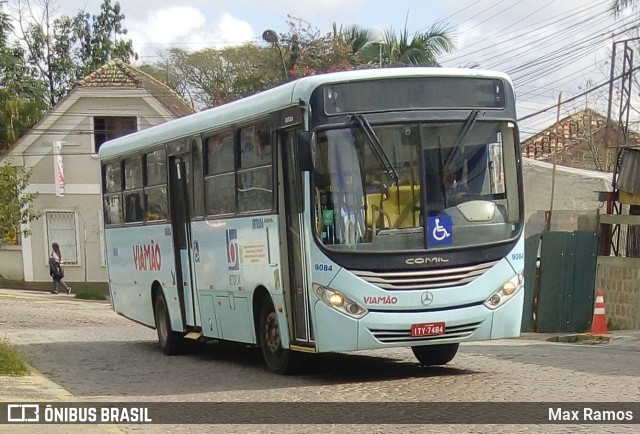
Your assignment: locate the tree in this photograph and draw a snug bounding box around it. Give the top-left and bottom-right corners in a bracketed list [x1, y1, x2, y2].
[610, 0, 638, 16]
[332, 23, 377, 67]
[142, 17, 353, 109]
[0, 160, 40, 247]
[372, 21, 455, 67]
[332, 16, 455, 68]
[277, 16, 351, 78]
[145, 43, 279, 109]
[0, 1, 46, 152]
[13, 0, 134, 106]
[0, 90, 47, 150]
[74, 0, 134, 78]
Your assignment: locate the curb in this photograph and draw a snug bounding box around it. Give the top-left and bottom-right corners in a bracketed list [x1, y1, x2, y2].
[4, 363, 125, 433]
[545, 333, 611, 344]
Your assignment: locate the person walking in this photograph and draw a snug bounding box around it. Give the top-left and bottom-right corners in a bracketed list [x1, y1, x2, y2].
[49, 243, 71, 294]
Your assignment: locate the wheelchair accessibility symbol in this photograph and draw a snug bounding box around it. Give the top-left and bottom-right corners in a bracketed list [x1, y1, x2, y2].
[428, 216, 453, 246]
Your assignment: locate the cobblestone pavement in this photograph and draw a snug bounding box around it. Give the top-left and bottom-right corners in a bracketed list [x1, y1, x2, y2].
[0, 289, 638, 433]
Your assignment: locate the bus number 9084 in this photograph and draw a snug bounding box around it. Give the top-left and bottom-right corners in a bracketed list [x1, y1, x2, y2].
[314, 264, 333, 272]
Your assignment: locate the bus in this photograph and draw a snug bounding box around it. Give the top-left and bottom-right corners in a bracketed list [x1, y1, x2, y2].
[99, 67, 525, 374]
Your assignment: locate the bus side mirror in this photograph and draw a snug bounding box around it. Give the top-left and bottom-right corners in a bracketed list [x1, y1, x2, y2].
[298, 131, 313, 172]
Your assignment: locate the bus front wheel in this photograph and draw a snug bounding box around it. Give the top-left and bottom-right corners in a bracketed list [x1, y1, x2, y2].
[259, 298, 298, 374]
[411, 343, 459, 366]
[154, 291, 184, 355]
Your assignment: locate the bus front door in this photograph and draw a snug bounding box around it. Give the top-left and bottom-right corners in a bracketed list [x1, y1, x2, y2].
[168, 155, 197, 328]
[279, 128, 314, 349]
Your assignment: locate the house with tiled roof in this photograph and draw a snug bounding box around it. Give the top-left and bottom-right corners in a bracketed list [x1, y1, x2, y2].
[520, 108, 640, 235]
[521, 108, 640, 172]
[0, 59, 194, 290]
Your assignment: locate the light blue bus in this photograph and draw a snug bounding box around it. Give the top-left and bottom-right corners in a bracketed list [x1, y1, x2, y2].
[99, 67, 525, 374]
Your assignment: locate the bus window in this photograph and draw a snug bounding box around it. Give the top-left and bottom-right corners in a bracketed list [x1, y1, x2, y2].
[205, 173, 235, 215]
[191, 138, 205, 218]
[205, 132, 236, 216]
[206, 131, 234, 175]
[124, 157, 143, 223]
[103, 162, 122, 193]
[124, 192, 144, 223]
[145, 186, 167, 221]
[240, 120, 271, 169]
[238, 120, 273, 213]
[145, 149, 168, 221]
[103, 194, 122, 225]
[146, 149, 167, 185]
[237, 167, 273, 213]
[103, 162, 123, 225]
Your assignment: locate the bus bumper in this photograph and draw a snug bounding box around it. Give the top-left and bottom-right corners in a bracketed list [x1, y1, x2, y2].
[313, 288, 524, 352]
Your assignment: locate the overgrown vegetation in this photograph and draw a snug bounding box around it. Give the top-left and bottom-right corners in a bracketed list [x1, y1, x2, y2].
[0, 160, 40, 247]
[74, 288, 106, 300]
[0, 339, 29, 376]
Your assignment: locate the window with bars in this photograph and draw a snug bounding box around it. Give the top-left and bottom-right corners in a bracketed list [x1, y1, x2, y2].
[45, 211, 78, 264]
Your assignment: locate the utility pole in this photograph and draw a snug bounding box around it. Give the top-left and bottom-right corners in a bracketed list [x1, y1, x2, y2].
[545, 92, 562, 232]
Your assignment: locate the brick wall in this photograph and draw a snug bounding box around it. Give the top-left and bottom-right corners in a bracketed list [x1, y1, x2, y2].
[595, 256, 640, 330]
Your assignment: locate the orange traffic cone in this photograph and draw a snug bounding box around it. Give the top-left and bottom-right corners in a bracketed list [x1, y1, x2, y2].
[591, 290, 608, 335]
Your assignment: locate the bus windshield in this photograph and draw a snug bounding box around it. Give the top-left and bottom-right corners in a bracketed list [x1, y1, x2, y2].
[313, 120, 521, 252]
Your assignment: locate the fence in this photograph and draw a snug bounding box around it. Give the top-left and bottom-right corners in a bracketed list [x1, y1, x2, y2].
[522, 231, 598, 333]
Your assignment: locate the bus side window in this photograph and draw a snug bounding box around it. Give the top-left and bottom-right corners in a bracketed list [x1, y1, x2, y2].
[125, 193, 144, 223]
[205, 132, 236, 216]
[124, 156, 143, 223]
[102, 161, 123, 225]
[104, 194, 123, 225]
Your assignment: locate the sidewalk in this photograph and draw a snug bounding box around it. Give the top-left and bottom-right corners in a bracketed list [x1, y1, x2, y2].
[520, 330, 640, 348]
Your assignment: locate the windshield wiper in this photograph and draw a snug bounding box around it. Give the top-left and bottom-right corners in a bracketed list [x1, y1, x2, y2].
[351, 113, 399, 185]
[451, 109, 480, 151]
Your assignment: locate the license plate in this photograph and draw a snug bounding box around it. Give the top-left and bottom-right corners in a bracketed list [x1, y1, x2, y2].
[411, 322, 445, 337]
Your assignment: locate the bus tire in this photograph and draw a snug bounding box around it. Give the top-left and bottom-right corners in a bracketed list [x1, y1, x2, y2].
[411, 343, 459, 366]
[154, 291, 184, 355]
[259, 298, 298, 374]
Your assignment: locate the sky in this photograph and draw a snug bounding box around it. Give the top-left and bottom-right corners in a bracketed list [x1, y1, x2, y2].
[26, 0, 640, 137]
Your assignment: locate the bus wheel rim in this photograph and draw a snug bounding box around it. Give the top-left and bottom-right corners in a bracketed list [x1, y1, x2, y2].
[265, 312, 280, 353]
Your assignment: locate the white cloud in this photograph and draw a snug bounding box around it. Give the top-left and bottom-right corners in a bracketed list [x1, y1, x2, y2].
[125, 7, 255, 61]
[212, 12, 256, 48]
[265, 0, 366, 18]
[143, 7, 206, 42]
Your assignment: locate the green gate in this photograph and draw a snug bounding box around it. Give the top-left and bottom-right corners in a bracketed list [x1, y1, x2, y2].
[521, 231, 598, 333]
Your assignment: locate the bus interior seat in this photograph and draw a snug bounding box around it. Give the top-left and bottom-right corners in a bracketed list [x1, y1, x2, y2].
[366, 184, 421, 230]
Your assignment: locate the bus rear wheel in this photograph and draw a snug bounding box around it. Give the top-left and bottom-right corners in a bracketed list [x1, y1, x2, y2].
[154, 291, 184, 355]
[411, 343, 459, 366]
[259, 298, 298, 374]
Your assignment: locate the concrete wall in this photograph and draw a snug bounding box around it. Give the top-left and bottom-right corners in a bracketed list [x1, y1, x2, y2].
[523, 158, 611, 236]
[595, 256, 640, 330]
[0, 245, 24, 280]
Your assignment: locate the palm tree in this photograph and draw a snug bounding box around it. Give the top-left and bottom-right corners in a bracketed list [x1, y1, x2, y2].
[610, 0, 637, 16]
[334, 16, 455, 68]
[332, 23, 378, 66]
[374, 21, 455, 67]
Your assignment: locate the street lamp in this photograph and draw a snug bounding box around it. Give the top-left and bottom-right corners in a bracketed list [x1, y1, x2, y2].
[262, 29, 288, 79]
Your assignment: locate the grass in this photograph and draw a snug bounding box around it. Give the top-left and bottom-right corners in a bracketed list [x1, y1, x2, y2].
[607, 318, 621, 331]
[0, 339, 29, 376]
[74, 288, 107, 301]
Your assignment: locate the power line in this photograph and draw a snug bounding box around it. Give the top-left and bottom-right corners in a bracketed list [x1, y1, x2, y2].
[518, 64, 640, 122]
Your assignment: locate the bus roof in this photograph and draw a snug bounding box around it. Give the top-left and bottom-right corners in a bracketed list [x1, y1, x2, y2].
[98, 67, 513, 160]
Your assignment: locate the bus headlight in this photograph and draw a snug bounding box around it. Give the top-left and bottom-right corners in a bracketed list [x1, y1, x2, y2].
[313, 284, 368, 319]
[484, 274, 523, 310]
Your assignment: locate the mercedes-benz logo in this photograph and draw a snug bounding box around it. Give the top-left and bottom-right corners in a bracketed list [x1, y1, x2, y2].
[421, 291, 434, 306]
